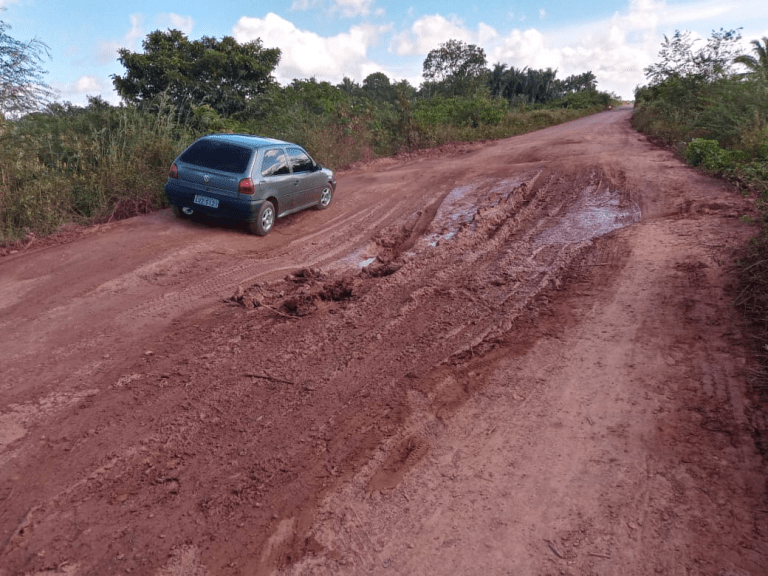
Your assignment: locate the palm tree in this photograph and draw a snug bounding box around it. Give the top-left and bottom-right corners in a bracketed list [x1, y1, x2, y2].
[488, 63, 508, 98]
[734, 37, 768, 83]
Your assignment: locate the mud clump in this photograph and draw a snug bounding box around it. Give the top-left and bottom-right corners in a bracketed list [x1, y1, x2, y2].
[243, 270, 358, 317]
[286, 268, 323, 284]
[319, 277, 354, 302]
[363, 261, 402, 278]
[282, 294, 318, 316]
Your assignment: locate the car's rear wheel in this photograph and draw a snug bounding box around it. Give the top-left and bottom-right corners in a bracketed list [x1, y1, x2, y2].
[317, 185, 333, 210]
[249, 200, 275, 236]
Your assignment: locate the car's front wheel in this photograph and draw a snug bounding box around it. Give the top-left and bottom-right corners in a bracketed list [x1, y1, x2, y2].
[316, 185, 333, 210]
[249, 200, 276, 236]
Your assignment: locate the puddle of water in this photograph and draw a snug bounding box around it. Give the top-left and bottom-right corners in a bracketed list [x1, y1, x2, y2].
[534, 188, 640, 247]
[428, 184, 477, 244]
[429, 178, 527, 246]
[333, 246, 379, 270]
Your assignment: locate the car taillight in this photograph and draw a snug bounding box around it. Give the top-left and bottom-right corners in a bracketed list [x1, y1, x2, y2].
[238, 177, 255, 195]
[169, 163, 178, 179]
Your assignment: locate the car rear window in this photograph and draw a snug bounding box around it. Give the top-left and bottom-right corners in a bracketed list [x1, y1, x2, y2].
[179, 140, 253, 174]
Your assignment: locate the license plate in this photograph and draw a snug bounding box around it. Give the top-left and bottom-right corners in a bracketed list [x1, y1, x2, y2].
[194, 195, 219, 208]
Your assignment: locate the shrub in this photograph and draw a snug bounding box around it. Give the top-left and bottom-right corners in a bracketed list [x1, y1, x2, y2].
[685, 138, 733, 171]
[413, 95, 507, 128]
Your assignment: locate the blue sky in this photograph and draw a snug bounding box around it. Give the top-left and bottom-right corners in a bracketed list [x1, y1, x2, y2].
[2, 0, 767, 103]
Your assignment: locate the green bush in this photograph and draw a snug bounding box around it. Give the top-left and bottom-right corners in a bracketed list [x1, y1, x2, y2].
[413, 95, 507, 128]
[685, 138, 733, 171]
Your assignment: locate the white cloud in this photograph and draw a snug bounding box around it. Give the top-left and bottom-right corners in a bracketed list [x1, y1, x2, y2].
[333, 0, 375, 17]
[539, 9, 547, 20]
[96, 40, 121, 65]
[233, 13, 385, 84]
[484, 0, 762, 98]
[53, 77, 122, 108]
[391, 14, 490, 56]
[385, 2, 691, 97]
[290, 0, 320, 10]
[125, 14, 146, 46]
[288, 0, 377, 17]
[157, 13, 195, 35]
[74, 76, 103, 93]
[96, 13, 146, 65]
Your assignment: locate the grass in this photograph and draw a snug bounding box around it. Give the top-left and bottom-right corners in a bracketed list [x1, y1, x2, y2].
[734, 206, 768, 397]
[0, 101, 194, 244]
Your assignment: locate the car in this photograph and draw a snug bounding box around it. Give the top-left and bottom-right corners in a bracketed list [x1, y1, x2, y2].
[165, 134, 336, 235]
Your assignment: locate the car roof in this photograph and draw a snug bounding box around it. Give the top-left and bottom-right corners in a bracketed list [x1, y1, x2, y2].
[200, 133, 295, 149]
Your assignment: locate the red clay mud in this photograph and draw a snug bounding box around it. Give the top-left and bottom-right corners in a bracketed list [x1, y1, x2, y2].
[0, 107, 766, 576]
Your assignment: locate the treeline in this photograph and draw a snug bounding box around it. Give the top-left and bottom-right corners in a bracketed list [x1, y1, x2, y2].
[0, 32, 616, 242]
[633, 29, 768, 388]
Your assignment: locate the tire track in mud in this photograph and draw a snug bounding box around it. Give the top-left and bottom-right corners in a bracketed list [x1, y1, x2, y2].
[116, 192, 430, 321]
[121, 201, 416, 319]
[197, 164, 642, 573]
[21, 165, 638, 576]
[337, 167, 639, 376]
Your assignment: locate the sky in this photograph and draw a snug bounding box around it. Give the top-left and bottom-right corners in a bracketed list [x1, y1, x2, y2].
[1, 0, 767, 104]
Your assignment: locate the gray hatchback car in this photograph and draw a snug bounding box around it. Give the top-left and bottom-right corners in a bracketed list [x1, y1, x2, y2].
[165, 134, 336, 235]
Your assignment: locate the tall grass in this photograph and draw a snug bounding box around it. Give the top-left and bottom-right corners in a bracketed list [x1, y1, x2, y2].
[0, 99, 194, 243]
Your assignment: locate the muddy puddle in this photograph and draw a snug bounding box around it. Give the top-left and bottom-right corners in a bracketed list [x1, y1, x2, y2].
[421, 179, 640, 252]
[422, 178, 525, 247]
[534, 186, 641, 247]
[336, 179, 640, 271]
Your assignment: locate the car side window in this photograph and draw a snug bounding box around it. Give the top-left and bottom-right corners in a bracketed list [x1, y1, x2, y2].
[288, 148, 314, 173]
[261, 149, 290, 177]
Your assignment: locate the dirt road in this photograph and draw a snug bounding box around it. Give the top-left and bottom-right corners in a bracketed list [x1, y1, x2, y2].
[1, 107, 766, 576]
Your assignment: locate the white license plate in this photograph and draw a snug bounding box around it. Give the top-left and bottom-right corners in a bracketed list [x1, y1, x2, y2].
[194, 195, 219, 208]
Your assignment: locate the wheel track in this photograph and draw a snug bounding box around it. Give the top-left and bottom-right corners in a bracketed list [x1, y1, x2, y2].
[117, 191, 428, 321]
[299, 169, 610, 386]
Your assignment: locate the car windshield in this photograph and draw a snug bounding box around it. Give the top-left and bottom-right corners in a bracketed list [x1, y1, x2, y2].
[179, 140, 253, 174]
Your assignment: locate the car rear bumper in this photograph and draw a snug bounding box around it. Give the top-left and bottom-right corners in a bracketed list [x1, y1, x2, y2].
[165, 180, 262, 222]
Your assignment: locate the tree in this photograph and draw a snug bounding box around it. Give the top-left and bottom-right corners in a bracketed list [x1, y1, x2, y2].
[422, 39, 488, 97]
[734, 37, 768, 84]
[337, 76, 361, 97]
[362, 72, 397, 103]
[112, 29, 281, 119]
[488, 65, 563, 105]
[644, 29, 742, 85]
[488, 63, 508, 97]
[0, 17, 56, 117]
[562, 71, 597, 93]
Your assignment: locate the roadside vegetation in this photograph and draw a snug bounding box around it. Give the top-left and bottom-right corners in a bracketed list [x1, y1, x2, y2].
[0, 26, 615, 244]
[634, 30, 768, 393]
